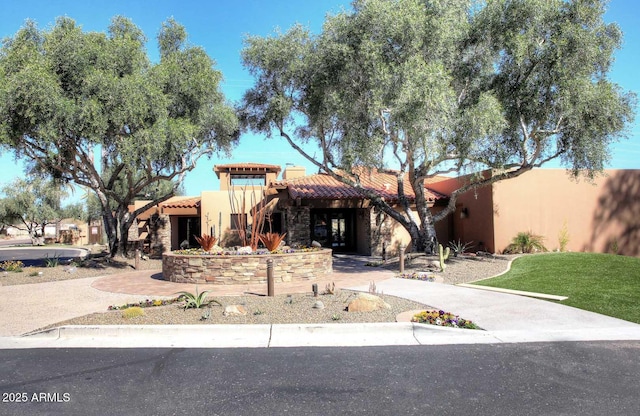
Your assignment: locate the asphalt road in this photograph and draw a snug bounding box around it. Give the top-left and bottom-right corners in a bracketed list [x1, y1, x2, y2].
[0, 239, 31, 247]
[0, 247, 86, 267]
[1, 342, 639, 416]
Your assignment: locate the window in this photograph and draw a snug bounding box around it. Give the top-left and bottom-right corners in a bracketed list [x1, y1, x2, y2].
[230, 174, 265, 187]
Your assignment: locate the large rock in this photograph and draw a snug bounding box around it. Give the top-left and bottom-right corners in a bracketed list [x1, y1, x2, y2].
[223, 305, 247, 316]
[236, 246, 253, 254]
[347, 293, 391, 312]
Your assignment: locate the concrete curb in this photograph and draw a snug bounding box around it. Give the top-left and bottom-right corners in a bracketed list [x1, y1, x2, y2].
[2, 323, 484, 348]
[22, 324, 272, 348]
[269, 323, 419, 347]
[3, 322, 638, 349]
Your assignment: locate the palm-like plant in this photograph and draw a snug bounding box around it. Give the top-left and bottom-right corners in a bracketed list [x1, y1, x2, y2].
[258, 232, 287, 252]
[504, 231, 548, 254]
[194, 234, 217, 252]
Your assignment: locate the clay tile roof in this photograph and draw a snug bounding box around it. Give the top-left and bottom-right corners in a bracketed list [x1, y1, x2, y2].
[275, 169, 447, 202]
[160, 197, 201, 209]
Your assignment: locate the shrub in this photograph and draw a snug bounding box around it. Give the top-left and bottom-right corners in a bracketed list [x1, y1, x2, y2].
[121, 306, 144, 319]
[558, 221, 570, 252]
[194, 234, 217, 252]
[258, 232, 287, 252]
[0, 260, 24, 272]
[504, 231, 547, 254]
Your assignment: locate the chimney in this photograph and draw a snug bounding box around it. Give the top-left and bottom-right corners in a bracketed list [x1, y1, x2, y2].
[282, 165, 306, 180]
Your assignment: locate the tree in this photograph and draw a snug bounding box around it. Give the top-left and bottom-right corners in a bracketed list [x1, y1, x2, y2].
[239, 0, 635, 252]
[0, 177, 68, 244]
[0, 17, 238, 256]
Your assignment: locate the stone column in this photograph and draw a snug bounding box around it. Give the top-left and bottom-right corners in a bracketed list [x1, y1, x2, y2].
[286, 206, 311, 247]
[150, 214, 171, 258]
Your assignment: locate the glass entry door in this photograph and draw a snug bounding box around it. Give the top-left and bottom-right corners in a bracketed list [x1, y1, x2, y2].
[310, 209, 355, 252]
[177, 216, 201, 249]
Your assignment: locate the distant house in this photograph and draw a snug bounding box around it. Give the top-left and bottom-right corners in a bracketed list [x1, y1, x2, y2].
[132, 164, 640, 257]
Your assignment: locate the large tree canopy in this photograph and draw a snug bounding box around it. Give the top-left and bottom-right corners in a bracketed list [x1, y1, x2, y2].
[0, 16, 239, 256]
[240, 0, 635, 252]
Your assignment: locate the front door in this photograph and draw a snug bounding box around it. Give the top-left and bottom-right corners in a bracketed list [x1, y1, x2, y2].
[177, 216, 201, 249]
[310, 209, 355, 252]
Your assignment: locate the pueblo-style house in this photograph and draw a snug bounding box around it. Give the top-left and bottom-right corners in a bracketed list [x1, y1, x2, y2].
[131, 163, 640, 258]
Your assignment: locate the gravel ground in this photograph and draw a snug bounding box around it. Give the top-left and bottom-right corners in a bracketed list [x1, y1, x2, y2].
[3, 246, 516, 332]
[381, 252, 517, 284]
[37, 290, 430, 330]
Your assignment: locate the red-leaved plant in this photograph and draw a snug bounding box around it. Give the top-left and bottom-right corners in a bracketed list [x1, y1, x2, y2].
[194, 234, 217, 252]
[258, 232, 287, 252]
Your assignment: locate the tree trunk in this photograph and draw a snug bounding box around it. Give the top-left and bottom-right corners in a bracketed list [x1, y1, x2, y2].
[114, 209, 135, 258]
[410, 168, 438, 254]
[406, 220, 437, 254]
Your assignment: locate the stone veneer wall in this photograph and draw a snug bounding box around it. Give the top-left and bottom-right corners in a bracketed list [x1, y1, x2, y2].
[150, 214, 171, 258]
[285, 206, 311, 247]
[162, 248, 333, 284]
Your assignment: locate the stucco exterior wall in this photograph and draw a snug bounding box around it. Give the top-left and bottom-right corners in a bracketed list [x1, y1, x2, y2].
[491, 169, 640, 255]
[430, 168, 640, 256]
[429, 173, 495, 252]
[200, 189, 272, 247]
[368, 206, 412, 257]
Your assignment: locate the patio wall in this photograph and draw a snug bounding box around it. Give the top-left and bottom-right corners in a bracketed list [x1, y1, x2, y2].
[162, 248, 333, 284]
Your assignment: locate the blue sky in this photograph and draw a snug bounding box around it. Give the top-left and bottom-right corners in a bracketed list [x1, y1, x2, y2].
[1, 0, 638, 202]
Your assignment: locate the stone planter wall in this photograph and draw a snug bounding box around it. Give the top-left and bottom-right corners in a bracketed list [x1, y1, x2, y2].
[162, 248, 333, 284]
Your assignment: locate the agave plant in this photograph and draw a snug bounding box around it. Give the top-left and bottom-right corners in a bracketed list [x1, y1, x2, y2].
[504, 231, 548, 253]
[258, 232, 287, 252]
[194, 234, 217, 252]
[44, 253, 61, 268]
[448, 240, 474, 257]
[176, 286, 218, 310]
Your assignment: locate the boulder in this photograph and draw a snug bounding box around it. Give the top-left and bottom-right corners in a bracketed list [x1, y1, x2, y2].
[428, 260, 440, 269]
[223, 305, 247, 316]
[312, 301, 325, 310]
[236, 246, 253, 254]
[347, 293, 391, 312]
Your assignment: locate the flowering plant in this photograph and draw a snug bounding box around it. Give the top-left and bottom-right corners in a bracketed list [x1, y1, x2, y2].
[397, 272, 435, 282]
[0, 260, 24, 272]
[411, 310, 479, 329]
[108, 297, 181, 310]
[172, 246, 320, 256]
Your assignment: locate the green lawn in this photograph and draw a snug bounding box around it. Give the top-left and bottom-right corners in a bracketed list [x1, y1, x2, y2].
[472, 252, 640, 324]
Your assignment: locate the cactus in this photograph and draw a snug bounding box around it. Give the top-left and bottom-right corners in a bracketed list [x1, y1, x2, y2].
[438, 244, 450, 272]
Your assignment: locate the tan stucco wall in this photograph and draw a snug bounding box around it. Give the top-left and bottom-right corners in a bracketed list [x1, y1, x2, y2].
[429, 168, 640, 256]
[491, 169, 640, 255]
[200, 189, 270, 246]
[429, 173, 495, 252]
